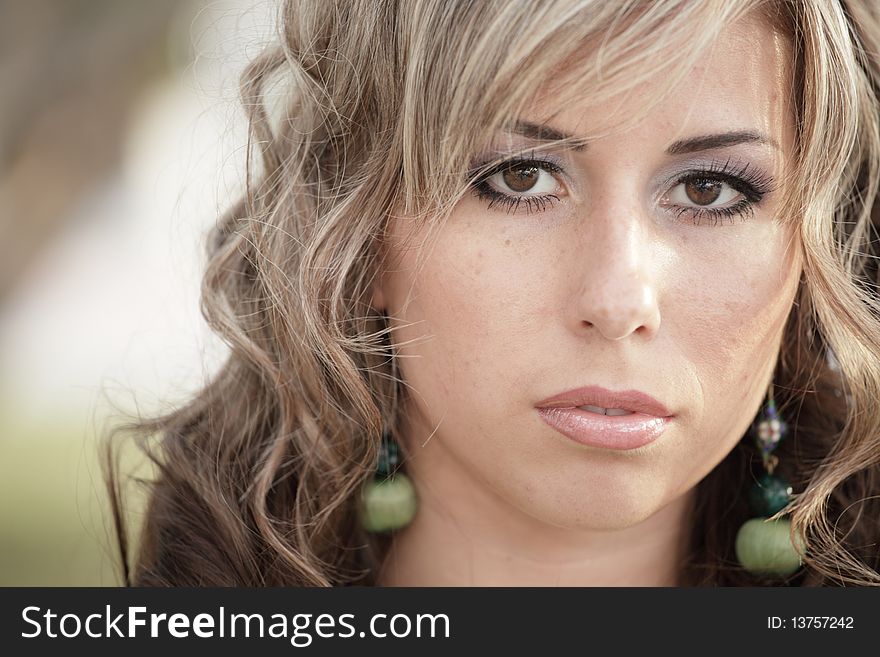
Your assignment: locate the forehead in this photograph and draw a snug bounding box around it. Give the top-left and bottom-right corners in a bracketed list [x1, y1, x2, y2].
[529, 12, 794, 154]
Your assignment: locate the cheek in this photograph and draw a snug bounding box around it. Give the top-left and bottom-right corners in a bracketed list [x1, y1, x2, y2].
[669, 224, 800, 413]
[384, 225, 540, 427]
[388, 218, 800, 415]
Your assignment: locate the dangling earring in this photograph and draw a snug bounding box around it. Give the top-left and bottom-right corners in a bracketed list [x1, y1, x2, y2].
[360, 427, 418, 532]
[734, 383, 806, 577]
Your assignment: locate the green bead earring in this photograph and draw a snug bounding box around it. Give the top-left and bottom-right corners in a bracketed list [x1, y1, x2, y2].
[359, 429, 418, 533]
[734, 384, 806, 578]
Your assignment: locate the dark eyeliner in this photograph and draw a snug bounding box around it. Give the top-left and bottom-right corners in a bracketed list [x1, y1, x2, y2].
[465, 152, 776, 225]
[467, 152, 564, 215]
[666, 159, 777, 226]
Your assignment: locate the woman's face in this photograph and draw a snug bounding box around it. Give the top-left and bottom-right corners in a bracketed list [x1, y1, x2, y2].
[373, 13, 801, 532]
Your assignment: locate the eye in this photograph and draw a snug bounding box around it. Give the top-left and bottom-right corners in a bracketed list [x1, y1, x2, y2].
[658, 161, 777, 226]
[663, 177, 742, 209]
[469, 157, 565, 215]
[484, 162, 560, 195]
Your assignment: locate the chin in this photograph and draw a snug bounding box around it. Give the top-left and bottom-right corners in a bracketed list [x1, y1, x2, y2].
[519, 491, 667, 532]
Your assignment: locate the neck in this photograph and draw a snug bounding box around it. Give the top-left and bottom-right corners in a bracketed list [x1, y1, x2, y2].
[376, 427, 695, 587]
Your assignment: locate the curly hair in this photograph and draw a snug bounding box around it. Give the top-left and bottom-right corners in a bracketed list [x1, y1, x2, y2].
[104, 0, 880, 586]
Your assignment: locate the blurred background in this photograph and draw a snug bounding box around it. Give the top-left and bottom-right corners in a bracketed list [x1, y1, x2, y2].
[0, 0, 276, 584]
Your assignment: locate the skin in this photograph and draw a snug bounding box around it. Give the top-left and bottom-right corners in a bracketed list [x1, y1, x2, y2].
[371, 13, 802, 586]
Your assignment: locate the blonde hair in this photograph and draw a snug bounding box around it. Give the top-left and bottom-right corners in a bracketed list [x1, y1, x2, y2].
[106, 0, 880, 586]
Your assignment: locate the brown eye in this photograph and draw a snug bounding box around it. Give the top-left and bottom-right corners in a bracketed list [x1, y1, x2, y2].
[684, 178, 723, 205]
[501, 165, 541, 192]
[484, 161, 559, 196]
[661, 174, 744, 219]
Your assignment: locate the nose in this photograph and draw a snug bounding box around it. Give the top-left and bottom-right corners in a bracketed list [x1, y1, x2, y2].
[572, 207, 662, 341]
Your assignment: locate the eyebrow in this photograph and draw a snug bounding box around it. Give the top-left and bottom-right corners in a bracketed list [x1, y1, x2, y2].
[504, 121, 588, 151]
[665, 130, 780, 155]
[504, 121, 778, 155]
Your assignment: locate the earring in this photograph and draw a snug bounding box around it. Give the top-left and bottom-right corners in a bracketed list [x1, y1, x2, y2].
[359, 428, 418, 533]
[734, 383, 806, 577]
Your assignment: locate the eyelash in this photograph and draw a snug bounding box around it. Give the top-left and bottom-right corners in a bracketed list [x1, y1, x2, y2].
[469, 156, 565, 215]
[467, 155, 776, 226]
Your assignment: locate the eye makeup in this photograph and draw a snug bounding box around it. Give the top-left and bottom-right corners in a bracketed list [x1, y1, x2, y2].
[659, 157, 778, 226]
[465, 150, 778, 226]
[467, 151, 566, 215]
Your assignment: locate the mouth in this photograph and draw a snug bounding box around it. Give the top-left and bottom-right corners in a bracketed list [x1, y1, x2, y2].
[534, 385, 673, 417]
[575, 404, 637, 416]
[534, 385, 674, 451]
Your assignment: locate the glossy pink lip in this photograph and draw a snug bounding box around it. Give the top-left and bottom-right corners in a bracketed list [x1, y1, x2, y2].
[535, 385, 674, 451]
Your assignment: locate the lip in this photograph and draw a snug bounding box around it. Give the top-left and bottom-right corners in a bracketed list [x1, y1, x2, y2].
[535, 385, 674, 451]
[534, 385, 673, 416]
